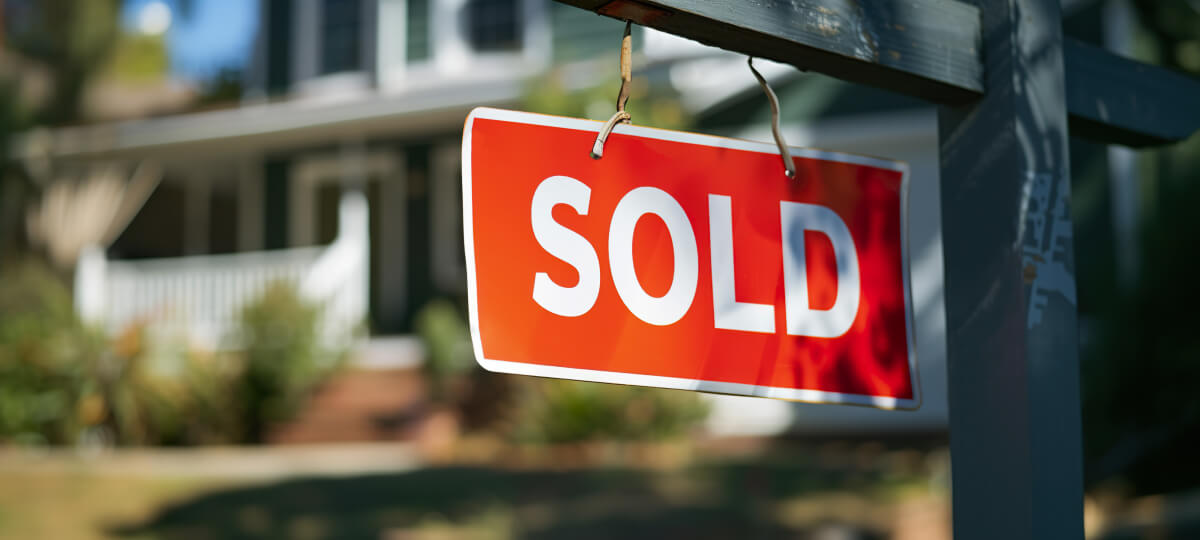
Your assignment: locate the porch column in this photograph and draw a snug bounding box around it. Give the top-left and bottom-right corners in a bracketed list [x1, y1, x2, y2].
[238, 158, 265, 252]
[184, 173, 211, 255]
[377, 149, 408, 332]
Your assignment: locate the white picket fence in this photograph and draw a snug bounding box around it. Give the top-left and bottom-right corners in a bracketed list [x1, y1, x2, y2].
[75, 191, 369, 349]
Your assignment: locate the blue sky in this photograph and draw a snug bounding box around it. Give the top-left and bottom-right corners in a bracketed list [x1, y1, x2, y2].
[121, 0, 259, 81]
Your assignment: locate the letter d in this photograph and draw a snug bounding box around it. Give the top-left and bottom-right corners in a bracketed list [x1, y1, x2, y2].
[781, 202, 861, 337]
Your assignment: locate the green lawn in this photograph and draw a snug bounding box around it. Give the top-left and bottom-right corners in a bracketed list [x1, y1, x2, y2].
[0, 443, 946, 540]
[0, 469, 243, 540]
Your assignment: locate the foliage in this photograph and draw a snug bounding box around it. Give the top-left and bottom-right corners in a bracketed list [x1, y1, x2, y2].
[522, 67, 691, 131]
[0, 268, 341, 446]
[118, 280, 343, 445]
[3, 0, 121, 126]
[413, 299, 476, 403]
[0, 260, 237, 446]
[507, 379, 709, 445]
[1132, 0, 1200, 72]
[1083, 132, 1200, 495]
[410, 298, 708, 442]
[1079, 0, 1200, 497]
[233, 281, 339, 443]
[101, 33, 169, 83]
[98, 325, 247, 446]
[0, 261, 105, 444]
[196, 67, 246, 108]
[2, 0, 122, 266]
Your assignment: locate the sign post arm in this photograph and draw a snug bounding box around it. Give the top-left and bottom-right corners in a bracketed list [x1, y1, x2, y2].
[937, 0, 1083, 537]
[1063, 38, 1200, 147]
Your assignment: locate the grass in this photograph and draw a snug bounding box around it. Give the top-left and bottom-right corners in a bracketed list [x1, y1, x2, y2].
[0, 469, 245, 540]
[0, 442, 946, 540]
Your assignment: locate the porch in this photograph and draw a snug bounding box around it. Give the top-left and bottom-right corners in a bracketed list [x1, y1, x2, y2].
[75, 190, 371, 350]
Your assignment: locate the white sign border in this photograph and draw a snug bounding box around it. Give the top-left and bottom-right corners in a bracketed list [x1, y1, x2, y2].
[461, 107, 920, 410]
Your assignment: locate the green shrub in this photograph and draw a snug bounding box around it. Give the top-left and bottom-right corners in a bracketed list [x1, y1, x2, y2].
[101, 325, 242, 445]
[0, 261, 241, 446]
[508, 379, 709, 445]
[0, 267, 343, 446]
[0, 261, 105, 445]
[413, 298, 475, 402]
[409, 298, 708, 443]
[233, 281, 339, 443]
[97, 280, 342, 445]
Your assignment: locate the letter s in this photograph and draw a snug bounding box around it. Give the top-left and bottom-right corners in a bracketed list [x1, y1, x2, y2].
[531, 175, 601, 317]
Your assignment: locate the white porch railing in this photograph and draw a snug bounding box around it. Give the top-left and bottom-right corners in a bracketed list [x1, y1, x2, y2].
[75, 191, 369, 349]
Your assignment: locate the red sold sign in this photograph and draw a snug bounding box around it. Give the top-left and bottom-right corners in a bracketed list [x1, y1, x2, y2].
[462, 108, 918, 409]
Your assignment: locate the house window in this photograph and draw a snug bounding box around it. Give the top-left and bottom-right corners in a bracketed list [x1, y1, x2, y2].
[406, 0, 431, 63]
[463, 0, 521, 53]
[322, 0, 362, 74]
[266, 0, 293, 93]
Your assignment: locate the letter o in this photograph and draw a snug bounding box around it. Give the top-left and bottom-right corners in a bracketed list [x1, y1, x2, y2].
[608, 187, 699, 326]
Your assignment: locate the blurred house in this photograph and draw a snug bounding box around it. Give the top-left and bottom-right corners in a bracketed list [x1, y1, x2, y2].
[45, 1, 654, 343]
[13, 0, 949, 436]
[15, 0, 1133, 437]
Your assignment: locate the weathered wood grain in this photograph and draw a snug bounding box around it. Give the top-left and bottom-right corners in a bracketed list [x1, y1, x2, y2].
[558, 0, 1200, 145]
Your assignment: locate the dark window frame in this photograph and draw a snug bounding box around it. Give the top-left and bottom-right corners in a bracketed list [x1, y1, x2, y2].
[321, 0, 363, 74]
[462, 0, 523, 54]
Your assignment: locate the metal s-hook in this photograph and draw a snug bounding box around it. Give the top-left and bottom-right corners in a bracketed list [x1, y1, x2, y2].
[591, 20, 634, 160]
[748, 57, 796, 180]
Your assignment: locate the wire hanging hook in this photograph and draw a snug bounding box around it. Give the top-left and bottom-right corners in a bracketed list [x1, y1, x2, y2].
[591, 20, 634, 160]
[748, 57, 796, 180]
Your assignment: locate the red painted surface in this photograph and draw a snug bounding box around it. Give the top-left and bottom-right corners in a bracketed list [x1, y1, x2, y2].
[463, 108, 915, 407]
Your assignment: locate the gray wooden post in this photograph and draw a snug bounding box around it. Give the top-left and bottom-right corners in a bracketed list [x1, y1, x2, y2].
[937, 0, 1083, 537]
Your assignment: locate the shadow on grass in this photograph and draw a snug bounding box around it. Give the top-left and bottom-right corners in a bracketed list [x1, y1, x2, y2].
[110, 461, 896, 539]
